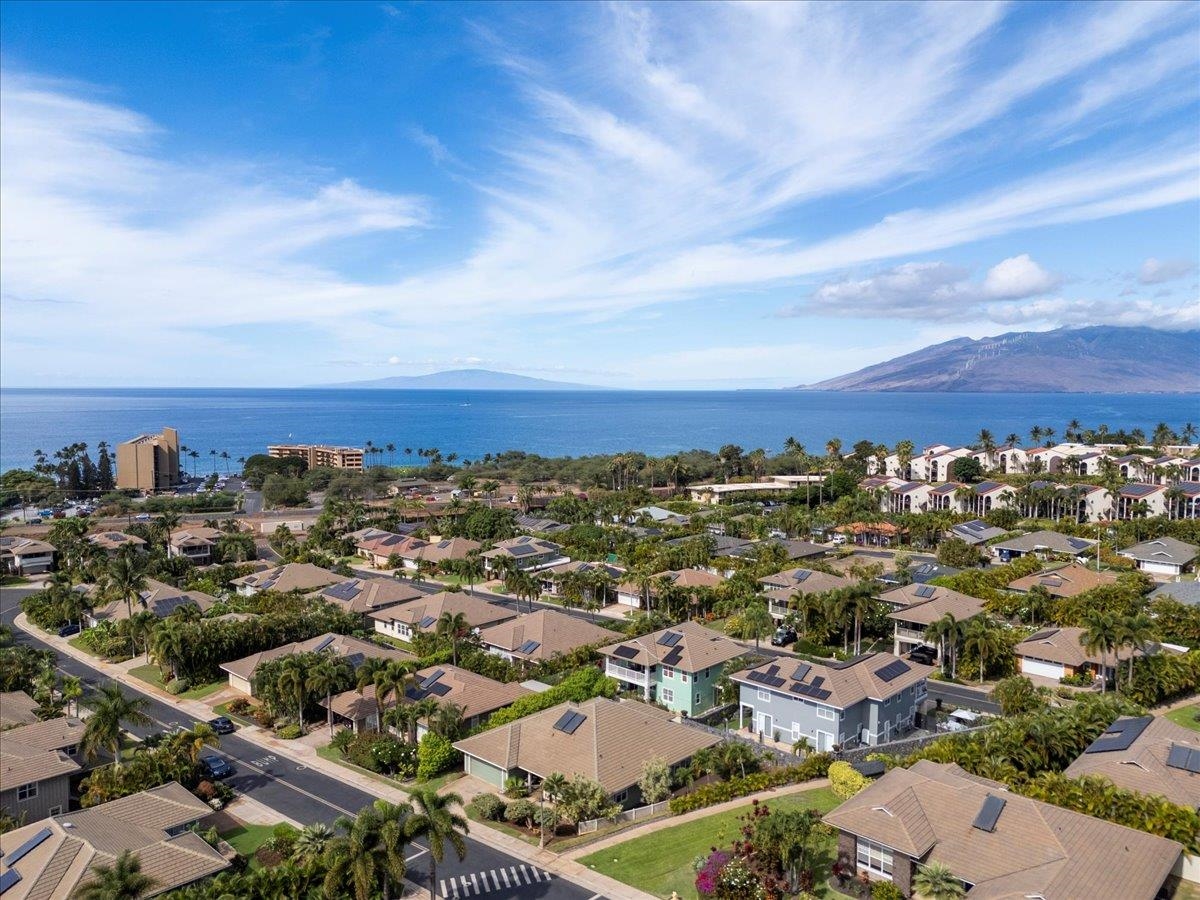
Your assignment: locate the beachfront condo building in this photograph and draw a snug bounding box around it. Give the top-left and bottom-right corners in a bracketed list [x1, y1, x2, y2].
[116, 427, 180, 491]
[268, 443, 365, 471]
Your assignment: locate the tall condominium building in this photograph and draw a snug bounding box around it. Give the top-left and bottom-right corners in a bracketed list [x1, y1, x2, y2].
[267, 443, 365, 471]
[116, 427, 181, 491]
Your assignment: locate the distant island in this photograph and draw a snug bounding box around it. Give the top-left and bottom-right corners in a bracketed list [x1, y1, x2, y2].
[798, 326, 1200, 393]
[316, 368, 607, 391]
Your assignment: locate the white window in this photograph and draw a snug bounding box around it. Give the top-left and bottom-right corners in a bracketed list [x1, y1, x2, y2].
[856, 838, 894, 877]
[792, 723, 802, 740]
[662, 665, 676, 678]
[757, 690, 771, 702]
[681, 672, 689, 683]
[17, 783, 37, 801]
[662, 688, 674, 702]
[48, 806, 62, 816]
[816, 707, 835, 720]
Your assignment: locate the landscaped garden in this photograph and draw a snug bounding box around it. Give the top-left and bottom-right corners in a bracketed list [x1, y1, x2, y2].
[1164, 704, 1200, 733]
[129, 663, 225, 700]
[578, 786, 843, 899]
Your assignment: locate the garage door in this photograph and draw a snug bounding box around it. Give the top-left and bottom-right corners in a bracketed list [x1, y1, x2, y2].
[464, 755, 506, 789]
[1020, 658, 1063, 680]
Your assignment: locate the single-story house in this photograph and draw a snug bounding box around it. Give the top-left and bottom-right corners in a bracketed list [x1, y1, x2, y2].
[0, 536, 56, 576]
[948, 519, 1007, 546]
[86, 579, 218, 627]
[733, 652, 933, 750]
[322, 664, 530, 735]
[353, 530, 426, 568]
[453, 697, 720, 805]
[614, 568, 724, 610]
[823, 760, 1180, 898]
[481, 536, 564, 573]
[86, 531, 147, 556]
[231, 562, 344, 596]
[1119, 537, 1199, 577]
[311, 576, 426, 617]
[1065, 715, 1200, 810]
[880, 585, 985, 661]
[220, 632, 414, 696]
[718, 538, 829, 566]
[598, 620, 746, 716]
[991, 530, 1096, 562]
[835, 522, 908, 548]
[1013, 626, 1138, 683]
[0, 691, 41, 727]
[0, 782, 231, 899]
[1007, 563, 1118, 598]
[1150, 581, 1200, 607]
[369, 590, 516, 643]
[514, 515, 570, 535]
[166, 527, 222, 565]
[0, 717, 88, 821]
[479, 609, 618, 665]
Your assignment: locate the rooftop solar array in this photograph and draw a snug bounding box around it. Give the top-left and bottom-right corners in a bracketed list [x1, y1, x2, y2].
[3, 827, 53, 866]
[746, 668, 787, 688]
[418, 615, 437, 628]
[420, 669, 445, 690]
[1026, 629, 1058, 643]
[325, 581, 362, 601]
[662, 646, 684, 666]
[913, 585, 935, 599]
[972, 794, 1006, 832]
[1166, 743, 1200, 774]
[657, 631, 683, 647]
[788, 680, 832, 701]
[0, 870, 21, 894]
[1066, 537, 1092, 550]
[792, 570, 811, 583]
[313, 635, 336, 653]
[612, 645, 638, 660]
[791, 663, 812, 682]
[1085, 716, 1152, 754]
[875, 660, 911, 683]
[508, 544, 538, 557]
[428, 682, 451, 697]
[553, 710, 587, 735]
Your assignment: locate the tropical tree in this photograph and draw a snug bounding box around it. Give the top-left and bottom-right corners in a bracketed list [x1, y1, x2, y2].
[275, 655, 310, 727]
[293, 822, 335, 865]
[961, 617, 1004, 684]
[308, 656, 353, 736]
[106, 553, 147, 656]
[925, 613, 963, 680]
[1118, 612, 1156, 688]
[1082, 609, 1121, 693]
[435, 611, 470, 666]
[75, 850, 156, 900]
[912, 861, 965, 899]
[406, 788, 469, 900]
[81, 684, 152, 767]
[61, 674, 83, 717]
[739, 601, 774, 650]
[324, 800, 412, 900]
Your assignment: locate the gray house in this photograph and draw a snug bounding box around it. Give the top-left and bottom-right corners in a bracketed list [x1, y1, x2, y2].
[0, 717, 88, 821]
[732, 652, 933, 752]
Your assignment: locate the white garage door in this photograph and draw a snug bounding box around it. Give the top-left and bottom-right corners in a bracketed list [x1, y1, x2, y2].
[1020, 658, 1064, 680]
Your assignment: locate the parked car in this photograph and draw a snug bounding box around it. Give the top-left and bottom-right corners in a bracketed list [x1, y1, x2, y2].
[57, 623, 82, 638]
[135, 513, 151, 521]
[200, 755, 234, 779]
[908, 645, 937, 665]
[208, 716, 236, 735]
[830, 534, 847, 546]
[770, 625, 797, 647]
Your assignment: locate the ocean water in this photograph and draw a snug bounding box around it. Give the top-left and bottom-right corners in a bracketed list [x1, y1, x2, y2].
[1, 388, 1198, 473]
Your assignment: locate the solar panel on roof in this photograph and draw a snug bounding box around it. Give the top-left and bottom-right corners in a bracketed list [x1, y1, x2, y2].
[429, 682, 451, 697]
[657, 631, 683, 647]
[811, 687, 832, 700]
[875, 660, 911, 682]
[418, 615, 437, 628]
[765, 664, 780, 677]
[972, 794, 1006, 832]
[3, 827, 53, 866]
[766, 675, 786, 688]
[326, 582, 362, 601]
[794, 570, 811, 582]
[746, 670, 766, 683]
[1085, 716, 1152, 754]
[791, 664, 812, 682]
[914, 585, 935, 599]
[313, 635, 336, 653]
[0, 870, 20, 894]
[809, 676, 825, 689]
[1167, 744, 1191, 770]
[662, 647, 684, 666]
[517, 640, 541, 654]
[1026, 629, 1057, 643]
[613, 645, 638, 660]
[553, 710, 587, 734]
[420, 669, 445, 689]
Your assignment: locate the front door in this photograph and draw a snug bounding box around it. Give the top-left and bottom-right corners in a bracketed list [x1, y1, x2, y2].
[816, 730, 834, 752]
[757, 713, 773, 737]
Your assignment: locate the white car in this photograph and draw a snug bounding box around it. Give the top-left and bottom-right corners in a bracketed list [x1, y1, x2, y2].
[830, 534, 847, 546]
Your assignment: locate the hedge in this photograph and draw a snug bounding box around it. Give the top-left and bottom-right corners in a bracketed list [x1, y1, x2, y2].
[667, 754, 831, 815]
[483, 667, 617, 730]
[828, 761, 871, 799]
[417, 731, 460, 780]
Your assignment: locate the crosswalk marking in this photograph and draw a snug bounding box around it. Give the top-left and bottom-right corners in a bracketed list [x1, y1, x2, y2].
[439, 865, 553, 897]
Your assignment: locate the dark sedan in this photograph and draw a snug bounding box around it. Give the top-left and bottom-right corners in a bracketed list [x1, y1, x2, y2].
[200, 755, 234, 779]
[208, 716, 236, 735]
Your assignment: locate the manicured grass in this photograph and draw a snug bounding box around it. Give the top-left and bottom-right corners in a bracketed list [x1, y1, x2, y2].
[1164, 705, 1200, 733]
[128, 664, 225, 700]
[219, 823, 276, 869]
[314, 744, 465, 793]
[579, 787, 843, 900]
[371, 633, 415, 652]
[212, 700, 255, 726]
[0, 575, 32, 586]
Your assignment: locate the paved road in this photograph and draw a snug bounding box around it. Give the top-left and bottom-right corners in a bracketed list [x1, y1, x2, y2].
[1, 587, 603, 900]
[926, 679, 1001, 715]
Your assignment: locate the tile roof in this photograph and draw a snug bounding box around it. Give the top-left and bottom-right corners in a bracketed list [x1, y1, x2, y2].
[453, 697, 720, 793]
[1119, 537, 1199, 566]
[1008, 563, 1119, 598]
[0, 691, 41, 727]
[1149, 581, 1200, 607]
[949, 519, 1007, 545]
[732, 652, 933, 710]
[616, 568, 725, 597]
[368, 591, 516, 632]
[823, 761, 1180, 900]
[230, 562, 344, 593]
[1064, 715, 1200, 809]
[478, 609, 620, 662]
[1015, 626, 1140, 668]
[86, 531, 146, 552]
[0, 782, 229, 900]
[323, 665, 529, 724]
[758, 567, 850, 595]
[723, 539, 828, 561]
[883, 586, 986, 627]
[220, 632, 413, 682]
[89, 579, 217, 624]
[992, 530, 1097, 555]
[0, 536, 56, 557]
[599, 620, 745, 673]
[167, 527, 221, 549]
[314, 577, 425, 615]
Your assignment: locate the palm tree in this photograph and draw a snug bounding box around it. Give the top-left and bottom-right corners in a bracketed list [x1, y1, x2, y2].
[81, 684, 151, 767]
[156, 510, 182, 550]
[1082, 610, 1120, 693]
[364, 660, 419, 735]
[435, 611, 470, 666]
[293, 822, 335, 865]
[406, 788, 468, 900]
[912, 861, 965, 899]
[106, 553, 147, 657]
[76, 850, 156, 900]
[324, 801, 412, 900]
[308, 656, 352, 736]
[275, 655, 309, 727]
[1119, 612, 1155, 688]
[127, 609, 158, 663]
[741, 600, 773, 650]
[925, 613, 963, 679]
[61, 674, 83, 717]
[149, 619, 190, 681]
[961, 617, 1003, 684]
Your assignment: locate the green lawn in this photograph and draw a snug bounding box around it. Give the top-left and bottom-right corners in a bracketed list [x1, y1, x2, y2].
[219, 824, 275, 869]
[315, 744, 464, 793]
[212, 700, 255, 725]
[579, 787, 843, 900]
[128, 664, 225, 701]
[1164, 705, 1200, 733]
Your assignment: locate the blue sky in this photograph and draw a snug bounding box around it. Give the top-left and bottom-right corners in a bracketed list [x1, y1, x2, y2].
[1, 0, 1197, 389]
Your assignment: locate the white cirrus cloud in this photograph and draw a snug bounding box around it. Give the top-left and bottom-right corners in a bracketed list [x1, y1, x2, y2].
[1139, 257, 1197, 284]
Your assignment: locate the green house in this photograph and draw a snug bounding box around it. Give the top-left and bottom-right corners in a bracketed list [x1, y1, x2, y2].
[598, 620, 747, 716]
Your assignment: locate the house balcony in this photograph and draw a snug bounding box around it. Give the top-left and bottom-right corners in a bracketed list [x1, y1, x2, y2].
[768, 601, 790, 619]
[894, 625, 926, 643]
[605, 661, 650, 686]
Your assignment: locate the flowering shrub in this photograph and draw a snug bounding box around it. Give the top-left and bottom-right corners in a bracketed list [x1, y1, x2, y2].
[695, 850, 730, 897]
[669, 755, 831, 814]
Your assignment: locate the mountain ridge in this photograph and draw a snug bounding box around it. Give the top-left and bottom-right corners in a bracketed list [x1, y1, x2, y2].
[315, 368, 607, 391]
[797, 326, 1200, 393]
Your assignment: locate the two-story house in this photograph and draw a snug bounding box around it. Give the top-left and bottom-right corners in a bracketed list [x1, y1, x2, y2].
[167, 527, 222, 565]
[879, 584, 985, 661]
[613, 568, 725, 610]
[0, 717, 88, 821]
[481, 536, 565, 574]
[598, 621, 745, 716]
[0, 536, 56, 576]
[733, 652, 934, 750]
[758, 568, 851, 620]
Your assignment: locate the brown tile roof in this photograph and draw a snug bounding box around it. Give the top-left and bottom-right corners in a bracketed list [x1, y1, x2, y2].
[480, 536, 562, 559]
[599, 620, 746, 673]
[220, 632, 413, 682]
[823, 760, 1180, 900]
[758, 567, 850, 595]
[0, 782, 229, 900]
[313, 576, 426, 615]
[89, 579, 218, 624]
[732, 652, 934, 710]
[367, 591, 516, 632]
[1015, 626, 1140, 668]
[478, 609, 620, 662]
[168, 527, 221, 549]
[1, 717, 85, 753]
[0, 743, 79, 793]
[615, 568, 724, 597]
[86, 531, 146, 552]
[0, 691, 41, 727]
[0, 536, 56, 558]
[230, 562, 343, 593]
[409, 537, 482, 564]
[323, 665, 529, 724]
[882, 585, 986, 627]
[453, 697, 720, 794]
[1008, 563, 1119, 598]
[1063, 715, 1200, 809]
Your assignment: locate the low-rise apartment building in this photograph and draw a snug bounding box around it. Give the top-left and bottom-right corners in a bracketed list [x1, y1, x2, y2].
[267, 443, 364, 471]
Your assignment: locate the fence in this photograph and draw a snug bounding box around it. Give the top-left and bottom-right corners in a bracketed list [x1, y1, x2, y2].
[833, 724, 992, 762]
[681, 719, 805, 766]
[577, 799, 672, 834]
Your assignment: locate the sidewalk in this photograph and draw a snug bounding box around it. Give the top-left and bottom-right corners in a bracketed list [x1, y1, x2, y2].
[561, 776, 832, 861]
[19, 613, 654, 900]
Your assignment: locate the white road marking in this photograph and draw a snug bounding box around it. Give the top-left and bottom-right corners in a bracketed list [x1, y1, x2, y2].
[499, 868, 511, 888]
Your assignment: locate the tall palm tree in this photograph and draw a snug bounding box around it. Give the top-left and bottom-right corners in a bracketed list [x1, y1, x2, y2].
[925, 613, 963, 679]
[106, 553, 147, 657]
[81, 684, 151, 767]
[961, 617, 1003, 684]
[275, 655, 309, 727]
[324, 801, 412, 900]
[149, 619, 190, 681]
[365, 660, 419, 736]
[435, 612, 470, 666]
[912, 861, 965, 899]
[406, 788, 469, 900]
[76, 850, 156, 900]
[156, 510, 182, 551]
[1082, 610, 1120, 693]
[741, 600, 773, 650]
[1119, 612, 1156, 688]
[61, 674, 83, 717]
[308, 656, 352, 736]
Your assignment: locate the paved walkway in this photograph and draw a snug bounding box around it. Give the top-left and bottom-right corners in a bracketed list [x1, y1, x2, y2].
[562, 776, 832, 861]
[20, 613, 653, 900]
